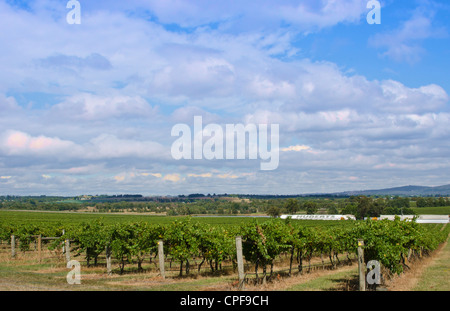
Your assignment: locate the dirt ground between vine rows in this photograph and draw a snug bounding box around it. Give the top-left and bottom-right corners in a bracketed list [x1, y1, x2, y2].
[384, 239, 448, 291]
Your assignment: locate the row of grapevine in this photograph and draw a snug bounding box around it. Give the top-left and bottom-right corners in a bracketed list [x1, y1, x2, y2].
[1, 217, 448, 280]
[0, 222, 65, 252]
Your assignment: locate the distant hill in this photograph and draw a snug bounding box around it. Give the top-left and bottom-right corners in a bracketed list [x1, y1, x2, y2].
[339, 184, 450, 196]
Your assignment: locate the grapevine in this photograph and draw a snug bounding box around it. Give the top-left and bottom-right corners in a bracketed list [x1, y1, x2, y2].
[1, 216, 448, 279]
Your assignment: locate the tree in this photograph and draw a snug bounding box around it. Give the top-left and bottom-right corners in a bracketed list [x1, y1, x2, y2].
[304, 201, 318, 215]
[327, 205, 338, 215]
[355, 196, 374, 219]
[426, 197, 436, 207]
[284, 198, 299, 214]
[340, 201, 357, 215]
[416, 197, 426, 208]
[266, 206, 281, 218]
[389, 196, 410, 210]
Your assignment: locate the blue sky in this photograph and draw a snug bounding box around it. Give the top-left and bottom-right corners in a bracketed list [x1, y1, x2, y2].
[1, 0, 450, 196]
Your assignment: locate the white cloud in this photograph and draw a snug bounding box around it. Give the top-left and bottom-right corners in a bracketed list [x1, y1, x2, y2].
[188, 173, 213, 178]
[0, 130, 79, 156]
[141, 172, 162, 178]
[0, 0, 449, 195]
[170, 106, 221, 124]
[277, 0, 366, 30]
[369, 7, 447, 63]
[281, 145, 311, 152]
[154, 57, 236, 98]
[114, 175, 125, 182]
[124, 0, 367, 31]
[217, 173, 239, 179]
[59, 164, 105, 175]
[37, 53, 112, 71]
[51, 93, 156, 121]
[85, 134, 167, 159]
[163, 173, 182, 182]
[0, 94, 20, 111]
[0, 130, 168, 161]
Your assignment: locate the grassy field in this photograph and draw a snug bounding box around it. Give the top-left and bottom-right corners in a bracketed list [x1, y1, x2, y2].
[412, 234, 450, 291]
[412, 206, 450, 215]
[1, 205, 448, 228]
[0, 210, 354, 228]
[0, 255, 238, 291]
[0, 210, 183, 226]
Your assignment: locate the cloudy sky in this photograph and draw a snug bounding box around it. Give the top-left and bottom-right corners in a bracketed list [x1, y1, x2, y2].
[1, 0, 449, 196]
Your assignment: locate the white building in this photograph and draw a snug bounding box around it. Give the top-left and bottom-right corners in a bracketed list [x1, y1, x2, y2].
[280, 214, 356, 220]
[377, 215, 449, 224]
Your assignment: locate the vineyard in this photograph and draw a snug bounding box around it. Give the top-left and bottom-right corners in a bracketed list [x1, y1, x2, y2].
[1, 214, 449, 289]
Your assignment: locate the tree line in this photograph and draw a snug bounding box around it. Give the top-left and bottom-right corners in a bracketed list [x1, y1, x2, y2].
[1, 195, 448, 218]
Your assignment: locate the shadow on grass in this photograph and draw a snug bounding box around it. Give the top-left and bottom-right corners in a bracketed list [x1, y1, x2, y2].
[326, 275, 359, 291]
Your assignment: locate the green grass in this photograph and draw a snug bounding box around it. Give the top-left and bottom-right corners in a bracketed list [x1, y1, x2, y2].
[56, 199, 85, 204]
[412, 206, 450, 215]
[0, 251, 236, 291]
[0, 210, 173, 226]
[0, 210, 356, 229]
[413, 235, 450, 291]
[0, 210, 270, 230]
[285, 267, 359, 291]
[4, 208, 446, 232]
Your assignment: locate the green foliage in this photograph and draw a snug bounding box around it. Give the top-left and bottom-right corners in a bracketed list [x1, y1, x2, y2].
[350, 217, 448, 275]
[284, 198, 300, 214]
[415, 196, 449, 208]
[304, 201, 318, 215]
[240, 219, 291, 277]
[1, 214, 448, 279]
[161, 218, 205, 275]
[266, 206, 281, 217]
[197, 225, 235, 273]
[68, 219, 109, 266]
[1, 194, 449, 220]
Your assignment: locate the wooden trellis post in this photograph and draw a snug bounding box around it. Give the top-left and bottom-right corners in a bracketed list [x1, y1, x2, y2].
[11, 235, 16, 258]
[65, 239, 71, 263]
[357, 239, 365, 291]
[158, 240, 165, 279]
[38, 235, 42, 263]
[106, 246, 112, 276]
[235, 236, 245, 290]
